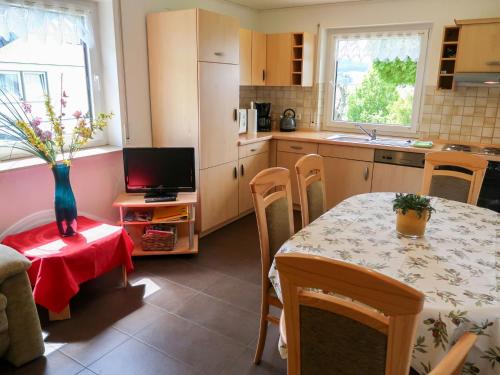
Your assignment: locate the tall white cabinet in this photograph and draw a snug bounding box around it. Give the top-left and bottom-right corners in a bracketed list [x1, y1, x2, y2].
[147, 9, 240, 234]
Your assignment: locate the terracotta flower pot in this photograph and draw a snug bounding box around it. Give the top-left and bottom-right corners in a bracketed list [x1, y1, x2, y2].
[396, 209, 429, 238]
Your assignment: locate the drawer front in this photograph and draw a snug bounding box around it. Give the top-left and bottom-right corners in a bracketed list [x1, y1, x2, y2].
[239, 141, 270, 158]
[277, 140, 318, 154]
[319, 144, 374, 162]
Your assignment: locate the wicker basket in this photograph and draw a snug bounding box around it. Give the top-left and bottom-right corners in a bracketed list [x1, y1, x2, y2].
[142, 224, 177, 251]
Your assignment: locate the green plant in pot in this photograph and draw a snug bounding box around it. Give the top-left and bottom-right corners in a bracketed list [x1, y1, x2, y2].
[393, 193, 435, 238]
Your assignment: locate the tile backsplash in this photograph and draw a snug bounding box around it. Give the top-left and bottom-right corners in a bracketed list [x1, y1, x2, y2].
[240, 84, 500, 145]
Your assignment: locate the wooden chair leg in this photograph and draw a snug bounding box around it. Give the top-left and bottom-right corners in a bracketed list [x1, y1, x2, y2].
[122, 265, 128, 288]
[254, 301, 269, 364]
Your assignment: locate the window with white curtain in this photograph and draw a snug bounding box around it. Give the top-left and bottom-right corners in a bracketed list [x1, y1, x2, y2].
[324, 25, 430, 133]
[0, 0, 104, 160]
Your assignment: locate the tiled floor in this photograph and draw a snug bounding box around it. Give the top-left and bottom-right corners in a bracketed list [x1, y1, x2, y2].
[0, 214, 289, 375]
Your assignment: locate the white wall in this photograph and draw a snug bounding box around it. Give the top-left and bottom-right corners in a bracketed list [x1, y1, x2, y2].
[257, 0, 500, 85]
[118, 0, 259, 147]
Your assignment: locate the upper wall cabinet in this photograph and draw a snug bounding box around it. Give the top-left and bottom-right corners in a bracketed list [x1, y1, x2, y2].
[198, 9, 239, 65]
[239, 29, 252, 85]
[239, 29, 267, 86]
[455, 19, 500, 73]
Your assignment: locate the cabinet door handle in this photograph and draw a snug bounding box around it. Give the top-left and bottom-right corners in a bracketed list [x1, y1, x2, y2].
[214, 52, 224, 57]
[290, 145, 303, 150]
[363, 166, 370, 181]
[233, 167, 237, 179]
[262, 69, 266, 81]
[486, 61, 500, 66]
[250, 148, 257, 152]
[240, 164, 245, 176]
[233, 108, 238, 122]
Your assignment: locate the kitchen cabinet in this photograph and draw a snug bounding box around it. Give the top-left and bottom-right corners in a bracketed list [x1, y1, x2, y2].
[456, 21, 500, 73]
[251, 31, 267, 86]
[371, 163, 424, 194]
[199, 62, 239, 169]
[238, 152, 270, 214]
[239, 28, 252, 85]
[147, 8, 240, 234]
[266, 33, 292, 86]
[200, 161, 239, 232]
[197, 9, 239, 65]
[323, 157, 373, 209]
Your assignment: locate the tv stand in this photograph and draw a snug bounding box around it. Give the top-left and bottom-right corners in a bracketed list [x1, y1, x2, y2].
[144, 192, 178, 203]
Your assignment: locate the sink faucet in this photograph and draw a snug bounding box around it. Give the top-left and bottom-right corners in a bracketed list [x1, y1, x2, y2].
[355, 124, 377, 140]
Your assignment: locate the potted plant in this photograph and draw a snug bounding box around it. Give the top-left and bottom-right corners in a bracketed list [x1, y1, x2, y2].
[393, 193, 435, 238]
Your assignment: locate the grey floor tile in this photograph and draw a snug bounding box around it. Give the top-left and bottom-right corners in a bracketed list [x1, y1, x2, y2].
[175, 293, 260, 346]
[142, 277, 199, 313]
[59, 327, 129, 366]
[89, 338, 198, 375]
[112, 302, 167, 336]
[135, 313, 245, 375]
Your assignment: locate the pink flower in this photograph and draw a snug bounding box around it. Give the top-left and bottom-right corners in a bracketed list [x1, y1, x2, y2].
[73, 110, 82, 119]
[31, 117, 42, 127]
[40, 130, 52, 142]
[21, 102, 32, 113]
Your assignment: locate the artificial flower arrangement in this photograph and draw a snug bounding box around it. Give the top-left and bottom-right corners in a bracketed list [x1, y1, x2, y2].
[393, 193, 435, 238]
[0, 87, 113, 236]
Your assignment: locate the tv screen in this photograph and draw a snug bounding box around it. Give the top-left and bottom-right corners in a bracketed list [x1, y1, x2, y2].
[123, 148, 195, 193]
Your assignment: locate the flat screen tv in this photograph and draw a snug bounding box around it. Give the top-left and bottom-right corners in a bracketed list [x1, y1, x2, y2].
[123, 147, 195, 194]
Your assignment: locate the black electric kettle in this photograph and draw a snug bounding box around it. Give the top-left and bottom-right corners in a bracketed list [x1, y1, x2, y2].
[280, 108, 296, 132]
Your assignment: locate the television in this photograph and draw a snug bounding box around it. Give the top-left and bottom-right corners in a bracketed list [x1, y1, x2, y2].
[123, 147, 196, 195]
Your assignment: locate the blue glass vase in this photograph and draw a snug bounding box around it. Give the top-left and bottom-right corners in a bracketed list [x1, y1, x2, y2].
[52, 163, 78, 237]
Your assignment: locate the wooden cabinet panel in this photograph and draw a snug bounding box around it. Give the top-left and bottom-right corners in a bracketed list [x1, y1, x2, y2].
[199, 62, 239, 169]
[266, 33, 292, 86]
[371, 164, 423, 194]
[239, 141, 270, 159]
[200, 161, 239, 232]
[251, 31, 267, 86]
[456, 23, 500, 73]
[318, 144, 374, 162]
[277, 140, 318, 154]
[323, 157, 373, 209]
[197, 9, 239, 65]
[276, 151, 304, 205]
[239, 28, 252, 86]
[238, 152, 270, 214]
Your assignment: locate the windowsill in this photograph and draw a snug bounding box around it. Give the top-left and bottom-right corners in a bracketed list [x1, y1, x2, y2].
[0, 145, 122, 173]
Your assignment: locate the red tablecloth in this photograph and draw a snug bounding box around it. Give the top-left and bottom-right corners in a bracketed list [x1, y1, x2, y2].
[2, 216, 134, 313]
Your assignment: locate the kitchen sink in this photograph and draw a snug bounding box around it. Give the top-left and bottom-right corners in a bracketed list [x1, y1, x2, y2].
[326, 134, 413, 147]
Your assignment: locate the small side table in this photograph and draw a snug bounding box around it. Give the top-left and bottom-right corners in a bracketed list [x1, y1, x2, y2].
[2, 216, 134, 320]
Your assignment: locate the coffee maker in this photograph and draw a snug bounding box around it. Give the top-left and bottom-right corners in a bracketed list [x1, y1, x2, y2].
[255, 102, 271, 132]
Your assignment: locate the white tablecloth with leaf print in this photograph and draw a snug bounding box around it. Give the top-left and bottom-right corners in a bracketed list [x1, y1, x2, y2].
[269, 192, 500, 375]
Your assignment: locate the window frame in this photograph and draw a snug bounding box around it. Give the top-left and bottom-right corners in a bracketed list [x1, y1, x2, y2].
[323, 24, 431, 135]
[0, 0, 107, 161]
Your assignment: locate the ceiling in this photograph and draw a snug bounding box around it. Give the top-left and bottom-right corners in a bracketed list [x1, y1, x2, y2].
[228, 0, 366, 10]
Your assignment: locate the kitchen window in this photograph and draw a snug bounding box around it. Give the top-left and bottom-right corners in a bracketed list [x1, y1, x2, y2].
[324, 25, 430, 134]
[0, 0, 104, 161]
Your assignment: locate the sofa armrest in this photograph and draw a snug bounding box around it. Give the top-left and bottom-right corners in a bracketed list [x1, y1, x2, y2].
[0, 245, 31, 283]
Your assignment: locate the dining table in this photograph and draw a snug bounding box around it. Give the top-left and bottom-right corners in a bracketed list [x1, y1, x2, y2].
[268, 192, 500, 375]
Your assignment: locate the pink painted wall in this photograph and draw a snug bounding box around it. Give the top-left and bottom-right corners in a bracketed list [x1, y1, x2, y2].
[0, 151, 124, 235]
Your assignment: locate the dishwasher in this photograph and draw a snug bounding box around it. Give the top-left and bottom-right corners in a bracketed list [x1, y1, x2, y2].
[371, 149, 425, 193]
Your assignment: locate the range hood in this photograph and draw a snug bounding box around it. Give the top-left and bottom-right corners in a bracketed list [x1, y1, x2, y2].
[454, 72, 500, 86]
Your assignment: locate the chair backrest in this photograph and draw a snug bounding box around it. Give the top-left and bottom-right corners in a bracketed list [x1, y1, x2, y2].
[275, 253, 424, 375]
[295, 154, 327, 227]
[421, 151, 488, 205]
[250, 167, 295, 287]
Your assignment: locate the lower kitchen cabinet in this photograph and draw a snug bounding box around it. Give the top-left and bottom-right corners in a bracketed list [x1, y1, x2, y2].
[200, 161, 239, 232]
[371, 163, 424, 194]
[276, 151, 304, 205]
[323, 157, 373, 209]
[238, 152, 270, 214]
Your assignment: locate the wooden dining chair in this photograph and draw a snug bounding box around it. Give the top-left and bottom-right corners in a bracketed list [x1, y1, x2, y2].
[295, 154, 327, 227]
[276, 253, 477, 375]
[250, 167, 295, 364]
[421, 151, 488, 205]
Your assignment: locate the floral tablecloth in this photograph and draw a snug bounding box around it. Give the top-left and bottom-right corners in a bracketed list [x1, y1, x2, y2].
[269, 192, 500, 375]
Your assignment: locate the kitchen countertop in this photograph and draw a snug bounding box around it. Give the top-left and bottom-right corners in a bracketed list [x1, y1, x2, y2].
[238, 130, 500, 162]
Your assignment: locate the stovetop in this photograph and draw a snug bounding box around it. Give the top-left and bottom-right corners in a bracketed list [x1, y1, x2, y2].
[442, 144, 500, 155]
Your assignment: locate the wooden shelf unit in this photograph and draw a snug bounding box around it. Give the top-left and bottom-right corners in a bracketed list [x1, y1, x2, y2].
[437, 25, 460, 90]
[113, 192, 198, 256]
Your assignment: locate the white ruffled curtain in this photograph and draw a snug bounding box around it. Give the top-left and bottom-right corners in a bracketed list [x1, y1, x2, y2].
[0, 0, 93, 48]
[335, 31, 423, 62]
